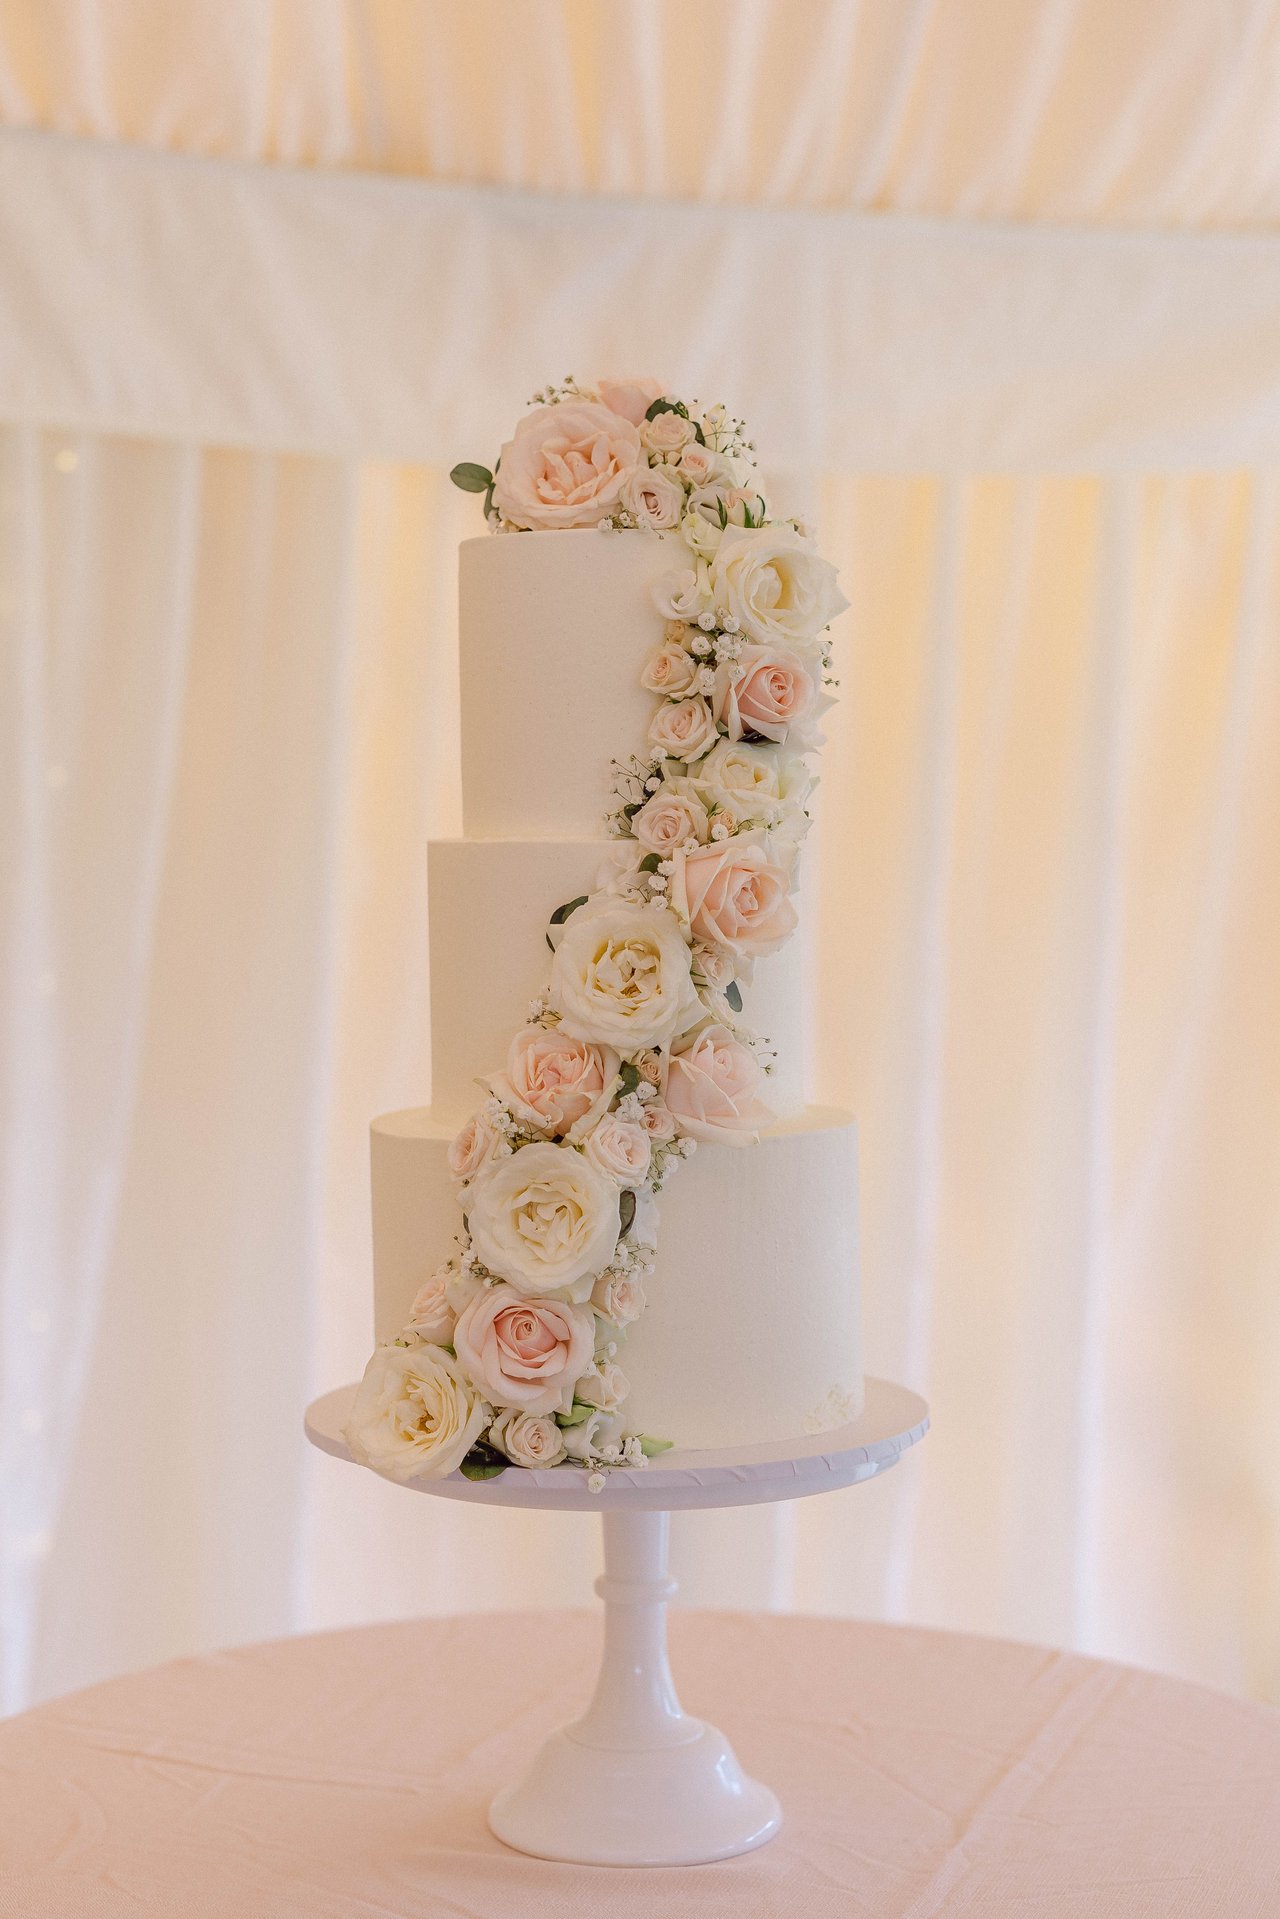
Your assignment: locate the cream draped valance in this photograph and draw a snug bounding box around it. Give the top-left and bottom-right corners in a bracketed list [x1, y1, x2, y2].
[5, 126, 1280, 469]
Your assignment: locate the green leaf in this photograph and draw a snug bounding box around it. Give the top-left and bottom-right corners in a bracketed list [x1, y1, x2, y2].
[619, 1188, 637, 1236]
[637, 852, 661, 873]
[716, 496, 728, 530]
[549, 895, 589, 926]
[557, 1401, 597, 1429]
[450, 462, 494, 493]
[639, 1435, 674, 1457]
[459, 1450, 507, 1480]
[618, 1062, 641, 1098]
[725, 980, 743, 1013]
[644, 397, 689, 422]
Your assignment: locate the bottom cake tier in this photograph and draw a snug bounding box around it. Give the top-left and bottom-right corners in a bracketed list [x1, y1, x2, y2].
[370, 1105, 863, 1453]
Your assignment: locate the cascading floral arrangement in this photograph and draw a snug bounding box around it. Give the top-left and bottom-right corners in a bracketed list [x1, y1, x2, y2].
[344, 376, 847, 1485]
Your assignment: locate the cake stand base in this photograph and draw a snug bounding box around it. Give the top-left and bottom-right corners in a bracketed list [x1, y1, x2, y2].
[488, 1508, 779, 1866]
[305, 1377, 928, 1866]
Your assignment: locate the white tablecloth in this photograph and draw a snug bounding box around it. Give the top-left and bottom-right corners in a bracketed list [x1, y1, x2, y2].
[2, 1612, 1277, 1915]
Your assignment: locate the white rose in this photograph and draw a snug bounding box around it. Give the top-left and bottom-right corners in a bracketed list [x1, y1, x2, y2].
[680, 484, 769, 559]
[583, 1112, 652, 1186]
[344, 1341, 489, 1484]
[647, 697, 719, 762]
[574, 1359, 631, 1412]
[620, 462, 687, 530]
[408, 1266, 460, 1344]
[640, 640, 700, 697]
[629, 1187, 660, 1250]
[591, 1268, 647, 1325]
[550, 898, 700, 1049]
[561, 1407, 619, 1461]
[490, 1406, 566, 1469]
[448, 1109, 502, 1182]
[710, 525, 848, 647]
[652, 563, 714, 623]
[594, 842, 646, 897]
[642, 411, 697, 456]
[466, 1141, 622, 1300]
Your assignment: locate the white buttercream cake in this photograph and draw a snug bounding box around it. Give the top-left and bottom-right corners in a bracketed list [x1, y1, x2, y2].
[348, 380, 861, 1481]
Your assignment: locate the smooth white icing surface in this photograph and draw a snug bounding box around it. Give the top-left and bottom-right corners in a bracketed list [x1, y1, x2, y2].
[367, 520, 862, 1454]
[427, 836, 810, 1123]
[371, 1105, 862, 1451]
[459, 530, 686, 840]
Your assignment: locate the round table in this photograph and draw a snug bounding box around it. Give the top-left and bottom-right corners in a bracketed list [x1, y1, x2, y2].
[2, 1614, 1277, 1916]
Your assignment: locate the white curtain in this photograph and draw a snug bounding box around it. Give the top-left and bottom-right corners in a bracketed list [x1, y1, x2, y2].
[2, 0, 1279, 1713]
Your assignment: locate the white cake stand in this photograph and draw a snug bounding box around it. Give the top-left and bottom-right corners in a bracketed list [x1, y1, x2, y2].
[306, 1377, 928, 1868]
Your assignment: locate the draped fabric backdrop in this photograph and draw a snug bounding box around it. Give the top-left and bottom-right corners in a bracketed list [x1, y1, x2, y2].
[2, 0, 1278, 1714]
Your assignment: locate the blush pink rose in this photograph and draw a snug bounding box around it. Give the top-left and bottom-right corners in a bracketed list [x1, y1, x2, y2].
[640, 642, 699, 698]
[712, 645, 817, 744]
[453, 1283, 595, 1416]
[408, 1268, 459, 1344]
[671, 829, 797, 958]
[665, 1022, 772, 1143]
[621, 464, 686, 530]
[583, 1112, 652, 1186]
[648, 696, 719, 762]
[448, 1110, 501, 1181]
[491, 1026, 618, 1138]
[493, 402, 643, 529]
[595, 375, 666, 426]
[631, 787, 709, 855]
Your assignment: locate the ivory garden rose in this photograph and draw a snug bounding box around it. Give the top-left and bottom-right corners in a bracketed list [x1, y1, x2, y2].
[710, 524, 848, 648]
[345, 1341, 489, 1483]
[453, 1283, 595, 1416]
[491, 1025, 618, 1139]
[550, 899, 700, 1049]
[493, 401, 643, 530]
[670, 828, 798, 960]
[665, 1022, 771, 1143]
[466, 1141, 622, 1299]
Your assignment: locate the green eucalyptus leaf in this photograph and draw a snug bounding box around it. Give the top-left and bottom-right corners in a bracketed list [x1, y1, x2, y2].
[619, 1188, 637, 1236]
[450, 462, 494, 493]
[549, 895, 589, 926]
[725, 980, 743, 1013]
[557, 1401, 596, 1429]
[459, 1450, 507, 1480]
[637, 852, 661, 873]
[618, 1062, 641, 1098]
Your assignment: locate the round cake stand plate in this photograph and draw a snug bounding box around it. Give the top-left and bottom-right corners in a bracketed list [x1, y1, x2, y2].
[305, 1377, 928, 1867]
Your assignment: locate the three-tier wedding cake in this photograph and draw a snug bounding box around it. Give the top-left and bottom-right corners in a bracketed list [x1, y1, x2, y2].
[345, 377, 862, 1484]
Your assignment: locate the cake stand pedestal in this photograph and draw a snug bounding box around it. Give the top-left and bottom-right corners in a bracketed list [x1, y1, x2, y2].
[305, 1377, 928, 1867]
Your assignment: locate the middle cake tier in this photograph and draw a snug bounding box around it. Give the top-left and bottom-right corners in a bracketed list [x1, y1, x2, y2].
[428, 838, 813, 1121]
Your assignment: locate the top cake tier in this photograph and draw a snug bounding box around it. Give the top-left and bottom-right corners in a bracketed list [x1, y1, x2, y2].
[459, 528, 687, 840]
